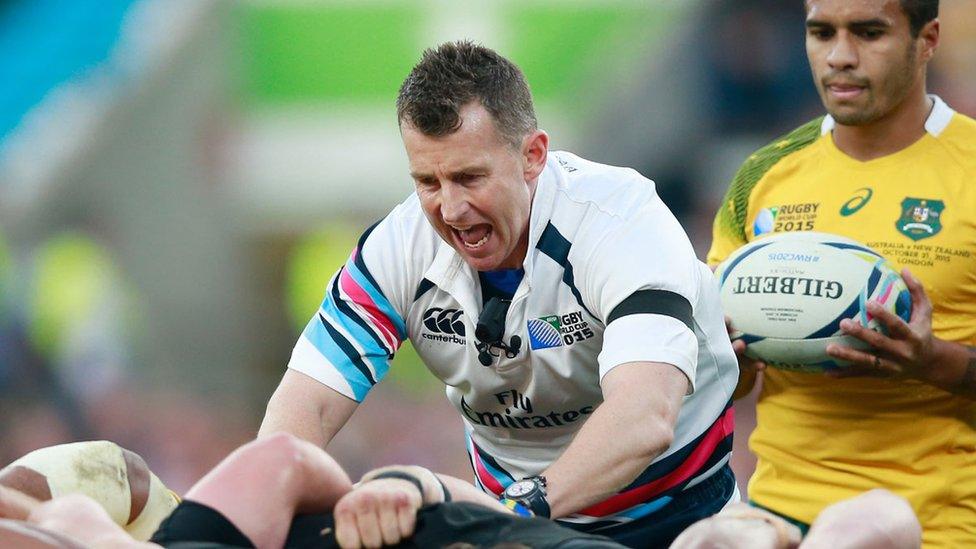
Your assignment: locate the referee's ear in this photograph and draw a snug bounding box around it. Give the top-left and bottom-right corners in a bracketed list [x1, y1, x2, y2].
[521, 129, 549, 183]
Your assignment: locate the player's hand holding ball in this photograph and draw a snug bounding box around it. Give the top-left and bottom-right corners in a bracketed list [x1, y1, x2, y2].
[825, 268, 937, 381]
[726, 315, 767, 398]
[716, 232, 912, 375]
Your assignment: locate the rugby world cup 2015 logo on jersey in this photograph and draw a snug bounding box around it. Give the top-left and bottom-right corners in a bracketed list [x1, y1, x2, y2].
[753, 203, 819, 237]
[526, 311, 594, 350]
[421, 307, 466, 346]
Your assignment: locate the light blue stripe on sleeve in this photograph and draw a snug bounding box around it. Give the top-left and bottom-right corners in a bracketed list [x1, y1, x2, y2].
[478, 458, 512, 490]
[344, 259, 408, 340]
[303, 316, 372, 401]
[320, 296, 391, 383]
[615, 496, 673, 520]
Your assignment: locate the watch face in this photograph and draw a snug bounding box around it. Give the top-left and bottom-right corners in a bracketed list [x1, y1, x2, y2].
[505, 480, 537, 498]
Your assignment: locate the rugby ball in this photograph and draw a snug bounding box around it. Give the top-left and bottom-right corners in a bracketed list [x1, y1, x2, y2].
[715, 232, 911, 372]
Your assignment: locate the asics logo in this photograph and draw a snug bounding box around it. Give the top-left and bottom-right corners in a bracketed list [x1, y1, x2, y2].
[422, 308, 466, 336]
[840, 187, 873, 216]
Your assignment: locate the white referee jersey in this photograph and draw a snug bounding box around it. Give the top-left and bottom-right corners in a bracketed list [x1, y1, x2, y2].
[288, 151, 739, 528]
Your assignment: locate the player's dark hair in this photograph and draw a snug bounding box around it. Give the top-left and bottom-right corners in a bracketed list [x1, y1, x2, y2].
[900, 0, 939, 37]
[396, 41, 537, 148]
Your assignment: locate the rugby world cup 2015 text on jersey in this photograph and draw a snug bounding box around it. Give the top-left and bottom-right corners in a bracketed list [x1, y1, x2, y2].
[526, 310, 595, 350]
[753, 202, 821, 237]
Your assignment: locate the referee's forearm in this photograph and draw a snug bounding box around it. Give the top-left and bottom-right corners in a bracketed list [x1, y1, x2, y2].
[541, 399, 674, 518]
[258, 370, 359, 447]
[258, 398, 328, 448]
[542, 362, 687, 518]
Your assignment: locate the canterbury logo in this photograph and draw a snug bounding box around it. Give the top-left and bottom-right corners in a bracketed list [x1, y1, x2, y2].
[422, 308, 466, 336]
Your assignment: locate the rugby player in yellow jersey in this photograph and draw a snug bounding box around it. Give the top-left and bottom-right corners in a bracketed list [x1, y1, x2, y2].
[708, 0, 976, 546]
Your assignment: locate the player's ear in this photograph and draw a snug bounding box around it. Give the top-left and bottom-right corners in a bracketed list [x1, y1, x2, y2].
[521, 129, 548, 182]
[918, 19, 939, 63]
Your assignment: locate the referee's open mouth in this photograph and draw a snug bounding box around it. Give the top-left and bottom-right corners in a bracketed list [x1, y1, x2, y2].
[454, 224, 492, 250]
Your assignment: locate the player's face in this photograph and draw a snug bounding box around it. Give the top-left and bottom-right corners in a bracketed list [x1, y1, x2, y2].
[403, 102, 547, 272]
[805, 0, 929, 125]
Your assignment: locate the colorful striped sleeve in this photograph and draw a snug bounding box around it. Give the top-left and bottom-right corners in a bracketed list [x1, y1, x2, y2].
[287, 225, 407, 402]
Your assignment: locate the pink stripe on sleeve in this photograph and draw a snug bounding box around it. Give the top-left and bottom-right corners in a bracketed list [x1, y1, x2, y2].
[339, 266, 400, 350]
[471, 450, 505, 496]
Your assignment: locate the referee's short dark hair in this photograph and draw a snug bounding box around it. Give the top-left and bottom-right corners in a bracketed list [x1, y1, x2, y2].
[396, 41, 537, 148]
[900, 0, 939, 37]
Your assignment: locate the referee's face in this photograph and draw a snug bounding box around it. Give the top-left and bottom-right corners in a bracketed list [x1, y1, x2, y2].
[805, 0, 937, 126]
[403, 102, 548, 272]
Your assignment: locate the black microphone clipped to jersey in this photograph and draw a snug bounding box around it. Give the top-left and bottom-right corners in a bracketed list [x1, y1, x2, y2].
[476, 297, 522, 366]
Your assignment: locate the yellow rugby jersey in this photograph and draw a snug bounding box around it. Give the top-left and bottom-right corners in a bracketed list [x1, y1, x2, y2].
[708, 97, 976, 547]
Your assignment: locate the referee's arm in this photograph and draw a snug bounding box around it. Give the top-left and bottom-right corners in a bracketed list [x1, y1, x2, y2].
[541, 360, 687, 518]
[259, 369, 358, 449]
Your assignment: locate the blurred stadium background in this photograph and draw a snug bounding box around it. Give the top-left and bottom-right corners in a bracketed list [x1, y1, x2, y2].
[1, 0, 973, 495]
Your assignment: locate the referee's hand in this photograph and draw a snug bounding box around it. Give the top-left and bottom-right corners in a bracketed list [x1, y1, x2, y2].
[333, 478, 422, 549]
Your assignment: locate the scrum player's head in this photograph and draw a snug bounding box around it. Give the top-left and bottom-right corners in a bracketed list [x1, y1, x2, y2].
[397, 41, 549, 272]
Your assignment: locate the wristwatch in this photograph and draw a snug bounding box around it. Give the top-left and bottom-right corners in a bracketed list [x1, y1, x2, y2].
[502, 476, 550, 518]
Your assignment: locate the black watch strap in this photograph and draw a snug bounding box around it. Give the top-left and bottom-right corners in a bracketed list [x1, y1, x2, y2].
[505, 476, 550, 518]
[526, 494, 550, 518]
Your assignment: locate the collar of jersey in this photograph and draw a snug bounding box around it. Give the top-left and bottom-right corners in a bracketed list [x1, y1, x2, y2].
[820, 94, 952, 138]
[423, 153, 561, 300]
[818, 95, 955, 169]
